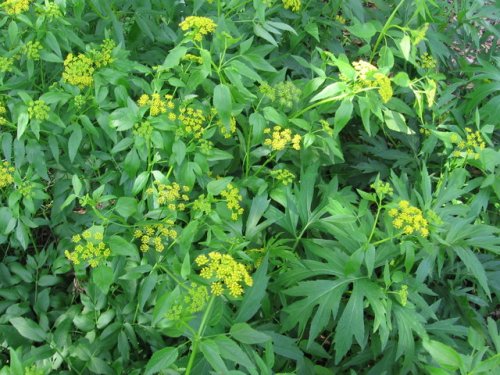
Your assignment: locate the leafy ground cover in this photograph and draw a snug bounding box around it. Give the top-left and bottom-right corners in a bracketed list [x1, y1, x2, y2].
[0, 0, 499, 374]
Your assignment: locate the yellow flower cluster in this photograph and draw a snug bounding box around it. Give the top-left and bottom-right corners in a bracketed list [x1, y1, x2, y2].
[39, 1, 62, 19]
[166, 283, 208, 320]
[195, 252, 253, 297]
[89, 39, 115, 68]
[420, 53, 437, 69]
[0, 56, 15, 73]
[23, 41, 42, 60]
[0, 161, 15, 188]
[182, 53, 203, 65]
[320, 119, 334, 136]
[63, 40, 115, 88]
[398, 285, 409, 306]
[178, 106, 206, 138]
[218, 116, 236, 138]
[28, 99, 49, 121]
[259, 82, 276, 101]
[352, 61, 392, 103]
[261, 81, 301, 109]
[179, 16, 217, 41]
[282, 0, 301, 12]
[64, 229, 111, 267]
[374, 72, 393, 103]
[133, 221, 177, 252]
[335, 14, 347, 24]
[270, 169, 295, 185]
[388, 200, 429, 237]
[147, 181, 190, 211]
[370, 179, 393, 198]
[264, 126, 302, 151]
[133, 120, 153, 138]
[0, 101, 7, 126]
[220, 183, 244, 220]
[184, 283, 208, 313]
[2, 0, 32, 15]
[353, 60, 377, 81]
[451, 127, 485, 160]
[137, 93, 176, 119]
[62, 53, 95, 88]
[193, 194, 212, 215]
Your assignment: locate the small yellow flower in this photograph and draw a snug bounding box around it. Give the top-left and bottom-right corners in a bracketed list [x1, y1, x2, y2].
[270, 169, 295, 185]
[390, 201, 430, 237]
[263, 125, 301, 152]
[0, 161, 15, 188]
[179, 16, 217, 41]
[282, 0, 301, 12]
[3, 0, 32, 15]
[62, 53, 95, 88]
[220, 183, 244, 220]
[196, 252, 253, 297]
[28, 100, 50, 121]
[65, 228, 110, 268]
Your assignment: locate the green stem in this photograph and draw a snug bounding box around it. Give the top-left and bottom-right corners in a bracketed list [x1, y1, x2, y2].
[185, 295, 216, 375]
[370, 0, 407, 62]
[367, 199, 382, 244]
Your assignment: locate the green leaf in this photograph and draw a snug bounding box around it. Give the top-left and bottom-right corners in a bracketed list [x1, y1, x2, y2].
[347, 21, 377, 41]
[230, 323, 271, 344]
[213, 335, 256, 372]
[236, 255, 269, 322]
[9, 317, 47, 342]
[162, 46, 187, 70]
[72, 174, 83, 196]
[383, 109, 414, 134]
[68, 126, 83, 162]
[9, 348, 23, 375]
[254, 24, 278, 46]
[144, 347, 178, 375]
[17, 112, 29, 139]
[132, 171, 150, 195]
[92, 265, 114, 294]
[213, 84, 232, 131]
[423, 339, 463, 371]
[393, 72, 410, 87]
[283, 279, 350, 342]
[334, 281, 364, 363]
[333, 98, 354, 137]
[399, 34, 411, 60]
[454, 246, 491, 298]
[207, 177, 232, 195]
[200, 339, 229, 373]
[310, 82, 346, 102]
[115, 197, 138, 218]
[108, 235, 139, 260]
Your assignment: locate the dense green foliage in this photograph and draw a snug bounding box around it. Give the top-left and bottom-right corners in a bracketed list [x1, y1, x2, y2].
[0, 0, 499, 374]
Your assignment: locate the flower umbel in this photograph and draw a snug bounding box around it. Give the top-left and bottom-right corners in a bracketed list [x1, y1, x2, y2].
[179, 16, 217, 41]
[133, 220, 177, 253]
[62, 53, 95, 88]
[388, 200, 429, 237]
[271, 169, 295, 185]
[65, 228, 111, 267]
[147, 181, 190, 211]
[220, 183, 244, 220]
[264, 125, 302, 151]
[282, 0, 301, 12]
[28, 99, 50, 121]
[2, 0, 32, 15]
[0, 161, 15, 188]
[196, 252, 253, 297]
[451, 127, 486, 160]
